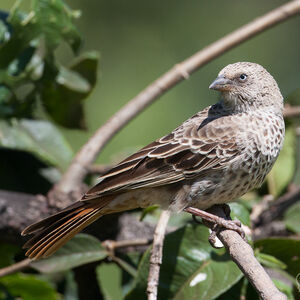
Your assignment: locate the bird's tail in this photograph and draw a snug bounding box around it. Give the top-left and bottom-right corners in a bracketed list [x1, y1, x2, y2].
[22, 198, 111, 260]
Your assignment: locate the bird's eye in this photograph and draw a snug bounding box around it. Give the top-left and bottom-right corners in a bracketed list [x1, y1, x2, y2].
[239, 74, 247, 81]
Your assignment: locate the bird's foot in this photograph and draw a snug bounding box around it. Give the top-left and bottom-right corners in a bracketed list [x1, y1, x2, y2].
[184, 205, 246, 246]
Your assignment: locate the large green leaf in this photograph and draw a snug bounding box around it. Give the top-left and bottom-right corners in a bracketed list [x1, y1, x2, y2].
[126, 224, 242, 300]
[96, 263, 123, 300]
[283, 202, 300, 234]
[0, 119, 73, 169]
[266, 127, 296, 196]
[31, 234, 108, 273]
[0, 273, 59, 300]
[254, 238, 300, 277]
[41, 51, 99, 129]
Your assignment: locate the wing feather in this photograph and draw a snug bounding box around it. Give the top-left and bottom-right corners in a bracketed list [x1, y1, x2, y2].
[83, 107, 242, 201]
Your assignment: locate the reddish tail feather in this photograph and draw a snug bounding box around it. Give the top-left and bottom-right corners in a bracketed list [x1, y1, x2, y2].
[22, 199, 110, 260]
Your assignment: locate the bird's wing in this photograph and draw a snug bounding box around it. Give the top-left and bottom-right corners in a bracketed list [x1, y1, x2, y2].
[82, 107, 242, 201]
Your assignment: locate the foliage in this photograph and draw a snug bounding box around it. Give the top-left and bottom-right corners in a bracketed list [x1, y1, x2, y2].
[0, 0, 299, 300]
[0, 0, 99, 187]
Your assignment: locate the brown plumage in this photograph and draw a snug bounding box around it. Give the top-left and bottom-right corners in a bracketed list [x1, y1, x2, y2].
[22, 62, 285, 259]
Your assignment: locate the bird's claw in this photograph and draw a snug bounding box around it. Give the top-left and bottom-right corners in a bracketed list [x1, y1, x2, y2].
[185, 206, 246, 242]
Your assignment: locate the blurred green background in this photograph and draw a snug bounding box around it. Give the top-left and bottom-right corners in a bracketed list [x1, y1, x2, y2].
[1, 0, 300, 164]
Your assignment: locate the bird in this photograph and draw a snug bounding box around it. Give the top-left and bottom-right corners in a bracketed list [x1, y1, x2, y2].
[22, 62, 285, 259]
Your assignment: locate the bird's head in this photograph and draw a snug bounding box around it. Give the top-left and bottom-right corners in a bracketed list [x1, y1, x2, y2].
[209, 62, 283, 113]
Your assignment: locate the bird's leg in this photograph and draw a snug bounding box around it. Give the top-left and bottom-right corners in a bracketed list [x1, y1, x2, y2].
[184, 205, 245, 240]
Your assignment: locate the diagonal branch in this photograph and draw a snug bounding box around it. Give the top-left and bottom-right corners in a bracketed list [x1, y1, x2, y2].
[54, 0, 300, 198]
[202, 205, 286, 300]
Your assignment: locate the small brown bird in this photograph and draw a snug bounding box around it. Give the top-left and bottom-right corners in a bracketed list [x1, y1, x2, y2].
[22, 62, 285, 259]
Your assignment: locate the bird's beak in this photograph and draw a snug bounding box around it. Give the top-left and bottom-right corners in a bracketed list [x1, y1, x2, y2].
[209, 76, 233, 91]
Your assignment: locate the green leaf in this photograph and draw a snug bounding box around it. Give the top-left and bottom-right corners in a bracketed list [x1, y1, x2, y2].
[63, 271, 79, 300]
[140, 205, 159, 221]
[266, 127, 296, 196]
[284, 202, 300, 234]
[273, 278, 294, 300]
[41, 51, 99, 129]
[57, 66, 91, 93]
[31, 234, 108, 273]
[126, 224, 242, 300]
[0, 85, 15, 118]
[255, 252, 286, 270]
[32, 0, 82, 53]
[96, 263, 123, 300]
[0, 273, 59, 300]
[0, 19, 9, 44]
[229, 202, 251, 227]
[113, 256, 137, 278]
[254, 238, 300, 277]
[0, 119, 73, 169]
[70, 51, 99, 88]
[0, 0, 81, 66]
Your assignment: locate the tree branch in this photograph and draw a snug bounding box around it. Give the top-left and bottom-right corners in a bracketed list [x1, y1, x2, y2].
[253, 186, 300, 228]
[0, 190, 50, 244]
[0, 238, 153, 278]
[147, 210, 170, 300]
[0, 259, 31, 278]
[204, 205, 287, 300]
[54, 0, 300, 199]
[283, 104, 300, 118]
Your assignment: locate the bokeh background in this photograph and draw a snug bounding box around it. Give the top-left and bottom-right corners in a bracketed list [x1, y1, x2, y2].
[2, 0, 300, 164]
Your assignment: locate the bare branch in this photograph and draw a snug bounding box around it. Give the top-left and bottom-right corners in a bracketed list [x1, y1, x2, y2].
[0, 190, 50, 243]
[0, 238, 152, 278]
[55, 0, 300, 197]
[103, 238, 152, 252]
[204, 205, 287, 300]
[88, 164, 112, 175]
[283, 104, 300, 118]
[253, 186, 300, 228]
[0, 259, 31, 278]
[147, 210, 170, 300]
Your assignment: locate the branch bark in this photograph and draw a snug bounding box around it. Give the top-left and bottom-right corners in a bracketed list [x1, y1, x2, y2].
[0, 259, 31, 278]
[54, 0, 300, 199]
[204, 205, 287, 300]
[283, 104, 300, 118]
[253, 186, 300, 228]
[147, 210, 170, 300]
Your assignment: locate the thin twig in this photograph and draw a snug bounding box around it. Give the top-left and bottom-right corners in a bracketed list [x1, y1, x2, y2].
[55, 0, 300, 197]
[202, 205, 286, 300]
[0, 259, 31, 277]
[283, 104, 300, 118]
[147, 210, 170, 300]
[0, 238, 152, 278]
[88, 164, 112, 175]
[102, 238, 152, 252]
